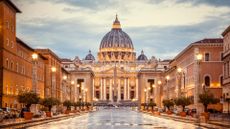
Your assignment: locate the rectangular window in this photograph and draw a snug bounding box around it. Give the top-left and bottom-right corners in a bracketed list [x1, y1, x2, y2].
[11, 41, 14, 48]
[16, 63, 19, 72]
[205, 53, 210, 61]
[6, 58, 9, 68]
[6, 39, 9, 46]
[6, 85, 8, 95]
[10, 61, 13, 70]
[5, 21, 9, 29]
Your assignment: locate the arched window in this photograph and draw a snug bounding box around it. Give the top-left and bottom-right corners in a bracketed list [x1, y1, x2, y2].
[204, 76, 210, 87]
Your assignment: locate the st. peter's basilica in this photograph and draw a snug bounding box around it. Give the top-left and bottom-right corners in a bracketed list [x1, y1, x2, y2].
[61, 15, 170, 106]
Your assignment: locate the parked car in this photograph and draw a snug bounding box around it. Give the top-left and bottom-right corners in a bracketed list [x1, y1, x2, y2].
[1, 108, 20, 119]
[0, 108, 6, 121]
[173, 108, 179, 115]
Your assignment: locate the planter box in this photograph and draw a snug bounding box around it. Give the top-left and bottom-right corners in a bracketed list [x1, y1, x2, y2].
[166, 111, 172, 115]
[180, 112, 186, 117]
[154, 112, 161, 115]
[46, 112, 52, 117]
[24, 112, 33, 120]
[65, 110, 70, 114]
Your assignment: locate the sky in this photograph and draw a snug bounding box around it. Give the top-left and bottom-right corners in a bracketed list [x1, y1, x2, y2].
[12, 0, 230, 60]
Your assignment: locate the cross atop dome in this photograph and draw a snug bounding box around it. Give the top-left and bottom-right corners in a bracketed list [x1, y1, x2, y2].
[112, 14, 121, 29]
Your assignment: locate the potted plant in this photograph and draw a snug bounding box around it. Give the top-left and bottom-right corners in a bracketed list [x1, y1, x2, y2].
[81, 102, 85, 111]
[63, 100, 72, 114]
[199, 91, 219, 120]
[40, 97, 60, 117]
[85, 102, 91, 110]
[73, 102, 81, 113]
[141, 103, 147, 110]
[17, 91, 40, 120]
[174, 97, 191, 117]
[162, 99, 174, 115]
[148, 102, 156, 112]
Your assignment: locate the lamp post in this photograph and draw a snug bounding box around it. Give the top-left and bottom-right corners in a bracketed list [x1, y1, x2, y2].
[51, 67, 56, 98]
[195, 53, 202, 115]
[62, 75, 67, 102]
[144, 88, 147, 103]
[166, 75, 170, 99]
[31, 53, 38, 113]
[177, 67, 186, 97]
[157, 80, 162, 107]
[85, 88, 88, 103]
[71, 80, 75, 102]
[32, 53, 38, 94]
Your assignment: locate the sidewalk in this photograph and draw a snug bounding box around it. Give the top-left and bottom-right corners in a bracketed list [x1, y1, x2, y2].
[141, 111, 230, 129]
[0, 110, 92, 129]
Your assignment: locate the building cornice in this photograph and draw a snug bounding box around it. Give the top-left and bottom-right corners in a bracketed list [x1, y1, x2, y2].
[222, 25, 230, 36]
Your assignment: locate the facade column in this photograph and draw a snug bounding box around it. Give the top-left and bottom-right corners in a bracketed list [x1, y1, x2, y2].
[104, 78, 106, 100]
[110, 78, 113, 101]
[128, 78, 130, 100]
[136, 78, 138, 100]
[124, 78, 127, 100]
[92, 79, 94, 99]
[118, 78, 121, 101]
[100, 78, 103, 100]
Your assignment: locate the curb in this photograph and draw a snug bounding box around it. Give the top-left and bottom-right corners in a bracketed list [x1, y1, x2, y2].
[0, 112, 90, 129]
[140, 111, 230, 129]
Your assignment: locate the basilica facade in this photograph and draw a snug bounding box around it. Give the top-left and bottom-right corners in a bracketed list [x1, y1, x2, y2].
[61, 15, 170, 106]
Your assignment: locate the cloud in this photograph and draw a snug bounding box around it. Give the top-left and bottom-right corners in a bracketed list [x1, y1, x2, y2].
[174, 0, 230, 7]
[12, 0, 230, 60]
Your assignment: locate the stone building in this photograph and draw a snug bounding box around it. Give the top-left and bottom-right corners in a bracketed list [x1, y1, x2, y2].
[0, 0, 46, 109]
[166, 38, 223, 113]
[35, 49, 62, 101]
[62, 15, 170, 106]
[222, 25, 230, 113]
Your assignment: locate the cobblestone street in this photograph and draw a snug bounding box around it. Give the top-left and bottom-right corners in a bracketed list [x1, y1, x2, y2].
[29, 108, 207, 129]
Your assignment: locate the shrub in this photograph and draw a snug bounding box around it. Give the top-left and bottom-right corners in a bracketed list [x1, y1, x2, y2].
[17, 91, 40, 111]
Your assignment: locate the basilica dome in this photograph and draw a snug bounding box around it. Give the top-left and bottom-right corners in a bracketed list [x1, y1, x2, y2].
[137, 50, 148, 61]
[85, 50, 95, 60]
[99, 16, 134, 50]
[98, 15, 136, 62]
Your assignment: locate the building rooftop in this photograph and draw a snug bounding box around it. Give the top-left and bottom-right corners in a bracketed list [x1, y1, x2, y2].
[193, 38, 223, 44]
[1, 0, 21, 13]
[222, 25, 230, 36]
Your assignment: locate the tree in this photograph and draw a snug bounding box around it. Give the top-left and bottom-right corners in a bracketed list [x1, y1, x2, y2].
[148, 102, 156, 111]
[40, 97, 60, 112]
[174, 97, 191, 112]
[199, 91, 219, 112]
[73, 101, 81, 110]
[162, 99, 174, 110]
[63, 100, 72, 110]
[17, 91, 40, 111]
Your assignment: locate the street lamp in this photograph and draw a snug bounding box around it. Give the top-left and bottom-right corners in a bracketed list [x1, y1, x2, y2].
[32, 53, 38, 113]
[166, 75, 170, 99]
[157, 80, 162, 85]
[51, 66, 56, 98]
[63, 75, 67, 80]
